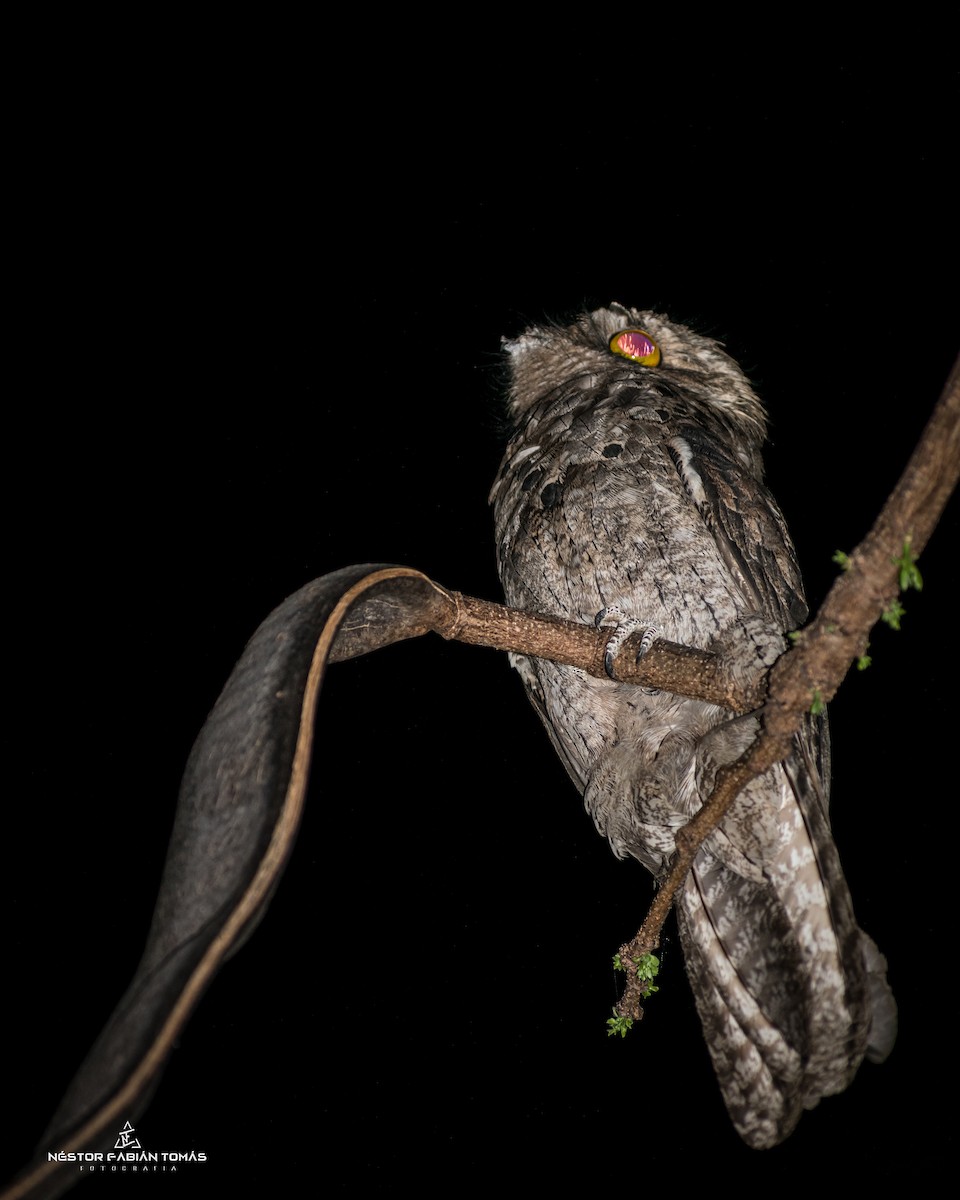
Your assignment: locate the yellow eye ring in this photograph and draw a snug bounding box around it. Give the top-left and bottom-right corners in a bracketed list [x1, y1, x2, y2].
[609, 328, 661, 367]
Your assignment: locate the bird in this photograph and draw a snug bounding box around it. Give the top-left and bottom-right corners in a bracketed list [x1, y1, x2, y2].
[489, 303, 896, 1149]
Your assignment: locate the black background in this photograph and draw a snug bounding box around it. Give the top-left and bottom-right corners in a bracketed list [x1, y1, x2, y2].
[6, 27, 958, 1194]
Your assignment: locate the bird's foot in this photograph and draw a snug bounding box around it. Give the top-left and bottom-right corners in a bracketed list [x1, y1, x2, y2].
[594, 606, 661, 684]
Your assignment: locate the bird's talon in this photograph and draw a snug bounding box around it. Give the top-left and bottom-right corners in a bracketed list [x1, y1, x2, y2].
[600, 614, 658, 681]
[595, 605, 624, 630]
[636, 624, 661, 660]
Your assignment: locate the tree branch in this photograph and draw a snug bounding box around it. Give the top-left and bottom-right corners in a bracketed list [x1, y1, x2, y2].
[432, 594, 767, 712]
[329, 581, 772, 711]
[614, 355, 960, 1018]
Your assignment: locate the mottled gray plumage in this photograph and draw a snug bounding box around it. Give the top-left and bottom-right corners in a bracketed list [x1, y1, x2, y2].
[490, 304, 896, 1148]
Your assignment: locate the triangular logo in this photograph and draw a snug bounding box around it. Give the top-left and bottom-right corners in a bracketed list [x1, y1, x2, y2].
[114, 1121, 142, 1150]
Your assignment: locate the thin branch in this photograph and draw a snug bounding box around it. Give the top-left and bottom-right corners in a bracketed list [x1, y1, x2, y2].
[614, 356, 960, 1018]
[432, 594, 766, 713]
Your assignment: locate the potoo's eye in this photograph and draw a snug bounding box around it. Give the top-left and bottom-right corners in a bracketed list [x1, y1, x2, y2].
[609, 328, 661, 367]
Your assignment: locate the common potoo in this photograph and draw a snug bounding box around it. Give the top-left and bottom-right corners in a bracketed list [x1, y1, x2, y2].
[490, 304, 896, 1149]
